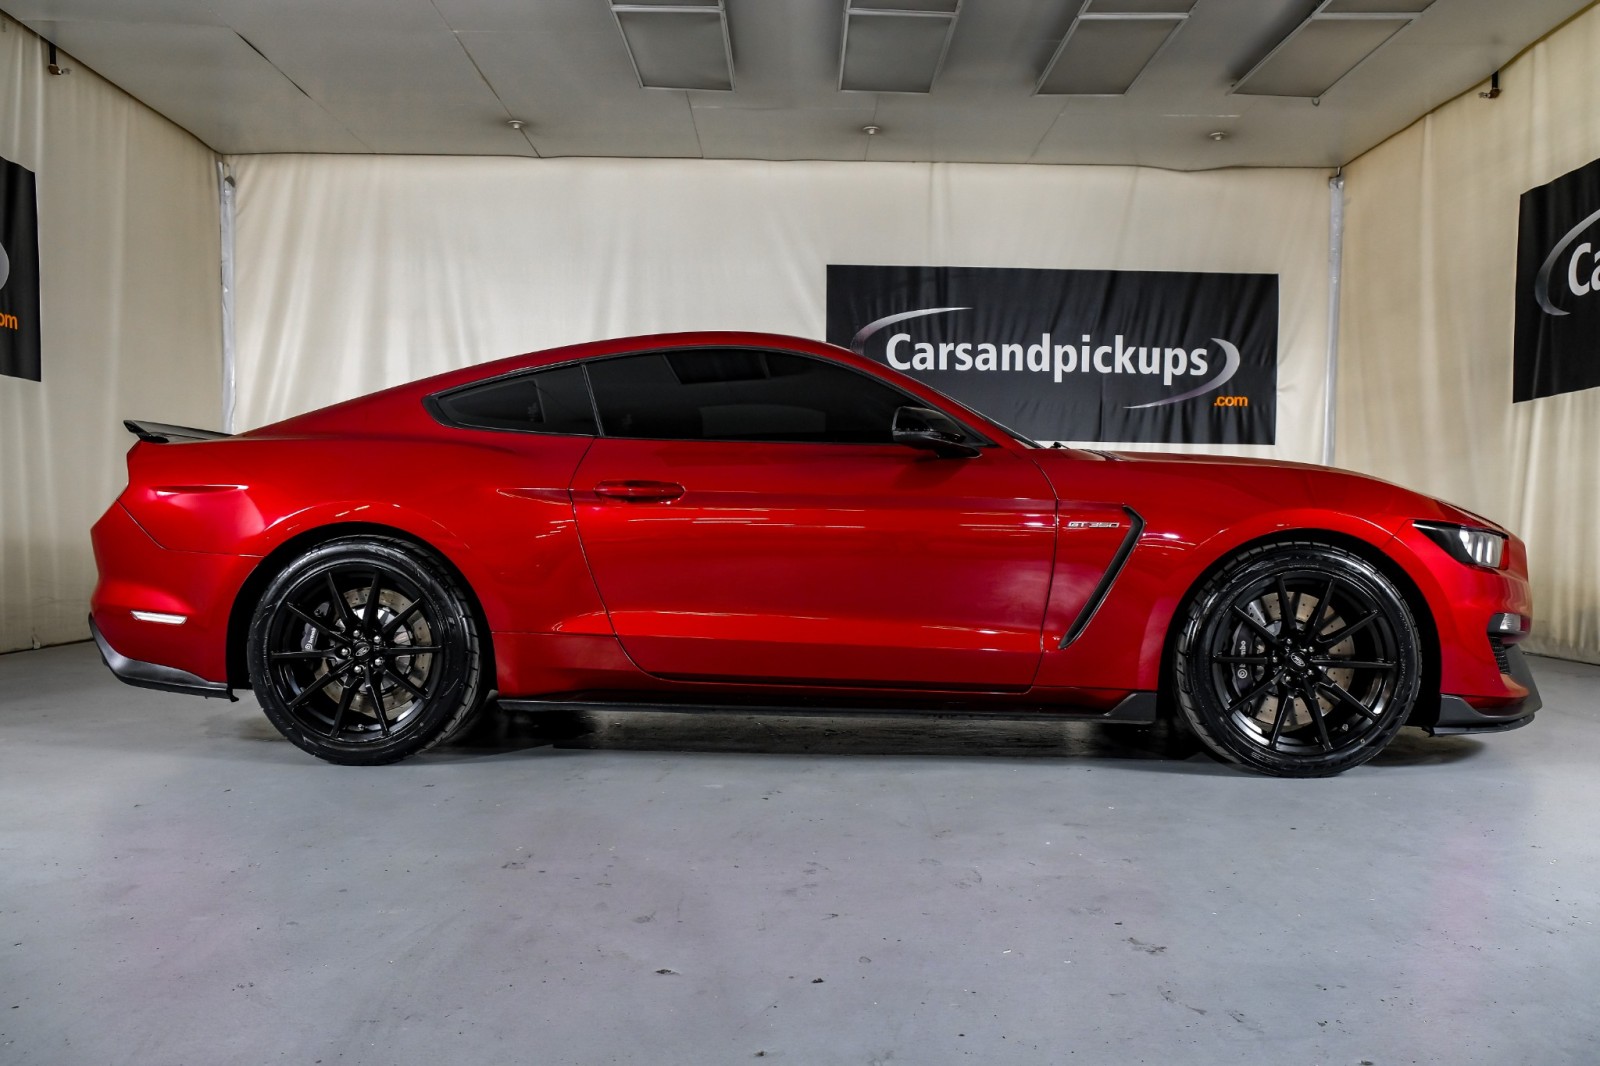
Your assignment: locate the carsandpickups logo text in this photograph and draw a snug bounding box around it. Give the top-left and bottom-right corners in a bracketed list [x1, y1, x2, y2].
[1515, 155, 1600, 402]
[826, 264, 1278, 445]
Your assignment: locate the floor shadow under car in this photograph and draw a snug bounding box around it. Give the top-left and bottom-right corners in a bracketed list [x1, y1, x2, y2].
[433, 703, 1485, 771]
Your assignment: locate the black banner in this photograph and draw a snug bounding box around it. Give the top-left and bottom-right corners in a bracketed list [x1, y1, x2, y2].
[826, 264, 1277, 444]
[0, 156, 41, 382]
[1514, 156, 1600, 402]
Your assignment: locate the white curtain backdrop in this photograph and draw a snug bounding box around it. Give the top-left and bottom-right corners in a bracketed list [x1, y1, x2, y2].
[1339, 2, 1600, 663]
[0, 18, 222, 654]
[228, 155, 1334, 461]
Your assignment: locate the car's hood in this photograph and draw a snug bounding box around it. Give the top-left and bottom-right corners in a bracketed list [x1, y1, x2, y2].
[1094, 448, 1328, 473]
[1033, 447, 1509, 536]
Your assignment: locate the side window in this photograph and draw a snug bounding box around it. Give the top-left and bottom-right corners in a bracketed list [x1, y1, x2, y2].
[585, 348, 919, 444]
[434, 364, 597, 435]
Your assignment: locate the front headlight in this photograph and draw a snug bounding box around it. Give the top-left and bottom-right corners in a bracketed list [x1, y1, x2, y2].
[1414, 521, 1506, 569]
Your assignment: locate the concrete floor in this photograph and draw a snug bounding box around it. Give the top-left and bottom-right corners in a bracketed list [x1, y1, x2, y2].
[1, 644, 1597, 1065]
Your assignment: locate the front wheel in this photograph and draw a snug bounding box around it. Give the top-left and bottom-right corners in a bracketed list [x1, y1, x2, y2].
[246, 537, 487, 765]
[1174, 541, 1422, 778]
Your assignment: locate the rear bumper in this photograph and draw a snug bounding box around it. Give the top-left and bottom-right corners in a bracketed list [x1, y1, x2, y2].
[90, 615, 234, 700]
[1430, 644, 1540, 736]
[90, 501, 254, 686]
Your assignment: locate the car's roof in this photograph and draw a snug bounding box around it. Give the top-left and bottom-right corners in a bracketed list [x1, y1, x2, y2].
[246, 331, 994, 441]
[420, 331, 864, 393]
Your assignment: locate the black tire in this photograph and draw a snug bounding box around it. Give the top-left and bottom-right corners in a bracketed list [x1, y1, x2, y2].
[245, 536, 487, 765]
[1174, 540, 1422, 778]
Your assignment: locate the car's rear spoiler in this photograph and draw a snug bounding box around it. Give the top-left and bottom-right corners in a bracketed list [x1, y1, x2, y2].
[123, 420, 232, 444]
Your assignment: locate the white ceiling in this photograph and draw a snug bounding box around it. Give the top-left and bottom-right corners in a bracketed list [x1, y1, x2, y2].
[4, 0, 1590, 170]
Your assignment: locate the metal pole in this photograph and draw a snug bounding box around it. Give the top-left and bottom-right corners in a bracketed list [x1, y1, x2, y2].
[218, 162, 237, 434]
[1322, 171, 1345, 467]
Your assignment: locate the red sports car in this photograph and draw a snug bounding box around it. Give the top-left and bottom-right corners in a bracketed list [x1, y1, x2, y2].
[89, 332, 1538, 776]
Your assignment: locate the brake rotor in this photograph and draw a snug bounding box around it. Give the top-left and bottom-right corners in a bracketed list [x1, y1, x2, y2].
[302, 586, 434, 724]
[1225, 589, 1355, 731]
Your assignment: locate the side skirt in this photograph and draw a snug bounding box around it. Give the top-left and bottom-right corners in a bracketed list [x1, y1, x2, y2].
[498, 690, 1160, 724]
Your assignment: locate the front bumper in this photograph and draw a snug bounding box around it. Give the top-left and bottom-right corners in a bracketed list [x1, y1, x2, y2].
[89, 614, 234, 700]
[1429, 643, 1540, 735]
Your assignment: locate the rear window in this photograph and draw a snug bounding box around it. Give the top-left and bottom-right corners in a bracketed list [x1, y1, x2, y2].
[434, 364, 597, 435]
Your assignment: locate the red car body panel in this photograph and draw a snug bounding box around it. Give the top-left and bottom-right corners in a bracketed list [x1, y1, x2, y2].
[89, 331, 1536, 722]
[571, 437, 1063, 688]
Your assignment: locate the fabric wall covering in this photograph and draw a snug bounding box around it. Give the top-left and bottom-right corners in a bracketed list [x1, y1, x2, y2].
[228, 155, 1334, 463]
[0, 18, 222, 654]
[1339, 2, 1600, 663]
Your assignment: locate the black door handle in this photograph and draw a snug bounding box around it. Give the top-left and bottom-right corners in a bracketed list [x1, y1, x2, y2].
[593, 480, 686, 502]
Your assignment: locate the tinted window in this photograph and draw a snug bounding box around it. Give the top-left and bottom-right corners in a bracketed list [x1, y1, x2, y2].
[585, 349, 916, 443]
[436, 364, 597, 435]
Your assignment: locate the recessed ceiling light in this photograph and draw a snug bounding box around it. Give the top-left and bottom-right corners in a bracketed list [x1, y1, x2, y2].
[862, 125, 882, 136]
[507, 119, 529, 131]
[1208, 130, 1227, 141]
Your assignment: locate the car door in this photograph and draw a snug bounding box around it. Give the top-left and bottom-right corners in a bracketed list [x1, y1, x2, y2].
[568, 346, 1060, 690]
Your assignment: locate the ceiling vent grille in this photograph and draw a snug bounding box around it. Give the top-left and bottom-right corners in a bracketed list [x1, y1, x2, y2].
[1232, 0, 1435, 99]
[1035, 0, 1195, 97]
[611, 1, 735, 92]
[838, 0, 963, 95]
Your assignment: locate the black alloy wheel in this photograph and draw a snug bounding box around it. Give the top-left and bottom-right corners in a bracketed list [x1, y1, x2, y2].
[246, 536, 487, 765]
[1175, 541, 1421, 777]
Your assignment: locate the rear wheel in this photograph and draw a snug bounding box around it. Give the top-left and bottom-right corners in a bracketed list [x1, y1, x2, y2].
[1174, 541, 1422, 778]
[245, 537, 486, 765]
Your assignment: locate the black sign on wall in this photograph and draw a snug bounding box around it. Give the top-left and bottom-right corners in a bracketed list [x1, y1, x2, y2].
[0, 156, 41, 382]
[826, 265, 1278, 444]
[1515, 157, 1600, 402]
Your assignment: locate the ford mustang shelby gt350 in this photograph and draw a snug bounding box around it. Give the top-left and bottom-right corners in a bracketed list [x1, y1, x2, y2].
[89, 332, 1539, 776]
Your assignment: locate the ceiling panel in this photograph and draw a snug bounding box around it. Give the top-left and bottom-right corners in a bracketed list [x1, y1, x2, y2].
[1036, 15, 1185, 96]
[2, 0, 222, 25]
[458, 27, 701, 159]
[612, 2, 733, 91]
[220, 0, 453, 36]
[1092, 0, 1197, 11]
[866, 0, 960, 11]
[689, 0, 861, 112]
[838, 4, 959, 94]
[6, 0, 1594, 170]
[223, 23, 518, 156]
[1234, 15, 1414, 98]
[20, 19, 367, 153]
[1324, 0, 1434, 12]
[862, 103, 1067, 164]
[690, 105, 879, 161]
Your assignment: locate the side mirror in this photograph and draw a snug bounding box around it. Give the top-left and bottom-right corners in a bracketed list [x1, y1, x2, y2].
[892, 406, 981, 459]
